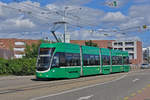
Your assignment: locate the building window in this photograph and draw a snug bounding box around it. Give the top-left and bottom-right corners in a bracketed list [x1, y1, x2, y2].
[15, 42, 25, 46]
[118, 42, 123, 46]
[14, 54, 25, 58]
[125, 48, 134, 52]
[125, 42, 134, 46]
[114, 43, 117, 46]
[14, 48, 25, 52]
[118, 48, 123, 50]
[129, 53, 134, 59]
[114, 42, 123, 46]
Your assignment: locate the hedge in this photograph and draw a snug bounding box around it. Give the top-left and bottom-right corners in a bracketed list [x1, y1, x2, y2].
[0, 58, 36, 75]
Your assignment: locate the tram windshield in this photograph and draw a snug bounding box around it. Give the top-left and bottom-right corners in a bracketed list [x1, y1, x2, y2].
[36, 48, 54, 71]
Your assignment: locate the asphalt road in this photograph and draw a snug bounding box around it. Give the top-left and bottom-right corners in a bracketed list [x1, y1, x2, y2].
[0, 69, 150, 100]
[30, 70, 150, 100]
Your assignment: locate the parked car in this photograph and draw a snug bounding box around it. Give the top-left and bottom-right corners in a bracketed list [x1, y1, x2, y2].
[141, 63, 150, 69]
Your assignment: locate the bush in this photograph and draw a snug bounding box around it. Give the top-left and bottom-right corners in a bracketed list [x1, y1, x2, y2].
[0, 58, 36, 76]
[0, 58, 10, 75]
[8, 58, 36, 75]
[0, 42, 40, 76]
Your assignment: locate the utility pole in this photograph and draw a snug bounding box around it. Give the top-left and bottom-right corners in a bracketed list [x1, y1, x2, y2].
[63, 6, 69, 43]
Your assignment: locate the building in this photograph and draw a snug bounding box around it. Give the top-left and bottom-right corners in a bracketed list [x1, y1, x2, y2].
[143, 47, 150, 63]
[0, 38, 40, 59]
[71, 40, 113, 48]
[71, 40, 142, 65]
[0, 48, 13, 59]
[112, 40, 142, 64]
[60, 34, 71, 43]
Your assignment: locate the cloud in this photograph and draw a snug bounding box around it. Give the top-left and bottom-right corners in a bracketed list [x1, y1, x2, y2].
[53, 0, 92, 6]
[116, 36, 141, 41]
[133, 0, 150, 3]
[0, 18, 36, 33]
[119, 17, 144, 30]
[46, 4, 105, 27]
[69, 29, 115, 40]
[0, 0, 106, 40]
[0, 1, 55, 34]
[129, 5, 150, 24]
[102, 12, 127, 22]
[0, 0, 148, 42]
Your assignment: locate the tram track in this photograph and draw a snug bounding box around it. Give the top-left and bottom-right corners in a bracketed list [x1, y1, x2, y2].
[0, 72, 127, 95]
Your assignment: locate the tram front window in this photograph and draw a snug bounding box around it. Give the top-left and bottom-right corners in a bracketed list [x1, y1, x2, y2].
[36, 48, 54, 71]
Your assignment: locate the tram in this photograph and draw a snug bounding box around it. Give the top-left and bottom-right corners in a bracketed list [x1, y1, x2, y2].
[36, 43, 130, 79]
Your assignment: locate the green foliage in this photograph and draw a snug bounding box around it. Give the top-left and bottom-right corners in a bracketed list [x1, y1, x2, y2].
[0, 58, 36, 75]
[0, 40, 42, 76]
[0, 58, 9, 74]
[8, 58, 36, 75]
[85, 40, 98, 47]
[24, 43, 40, 58]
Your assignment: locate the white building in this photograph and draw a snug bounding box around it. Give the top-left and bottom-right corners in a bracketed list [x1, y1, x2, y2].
[112, 40, 142, 64]
[143, 47, 150, 63]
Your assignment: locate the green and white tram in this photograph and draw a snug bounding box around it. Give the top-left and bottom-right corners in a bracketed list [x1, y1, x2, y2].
[36, 43, 130, 79]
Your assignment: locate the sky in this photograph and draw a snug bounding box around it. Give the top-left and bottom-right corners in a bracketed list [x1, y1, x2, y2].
[0, 0, 150, 47]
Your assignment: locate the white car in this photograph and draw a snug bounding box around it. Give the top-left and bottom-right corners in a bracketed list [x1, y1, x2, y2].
[141, 64, 150, 69]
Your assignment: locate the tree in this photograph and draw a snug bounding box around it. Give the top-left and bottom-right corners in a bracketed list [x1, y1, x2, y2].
[85, 40, 98, 47]
[24, 40, 42, 58]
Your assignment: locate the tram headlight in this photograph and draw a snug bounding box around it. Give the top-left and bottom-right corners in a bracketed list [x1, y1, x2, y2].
[52, 70, 55, 72]
[40, 74, 42, 76]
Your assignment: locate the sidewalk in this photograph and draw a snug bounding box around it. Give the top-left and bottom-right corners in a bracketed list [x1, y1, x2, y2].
[128, 84, 150, 100]
[0, 75, 35, 81]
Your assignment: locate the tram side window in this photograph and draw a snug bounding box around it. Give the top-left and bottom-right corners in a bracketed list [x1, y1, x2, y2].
[51, 53, 60, 68]
[73, 53, 81, 66]
[102, 55, 110, 65]
[112, 56, 122, 65]
[123, 56, 129, 64]
[59, 52, 66, 66]
[112, 56, 117, 65]
[89, 55, 95, 65]
[118, 56, 123, 65]
[65, 53, 72, 66]
[51, 52, 66, 68]
[83, 55, 90, 66]
[95, 55, 100, 65]
[51, 52, 80, 67]
[65, 53, 80, 66]
[83, 54, 100, 66]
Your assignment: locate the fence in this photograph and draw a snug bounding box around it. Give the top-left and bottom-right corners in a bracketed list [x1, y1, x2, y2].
[0, 48, 14, 59]
[130, 64, 141, 71]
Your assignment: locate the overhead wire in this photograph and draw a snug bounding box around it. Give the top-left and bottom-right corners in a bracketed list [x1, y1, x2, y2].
[15, 1, 99, 28]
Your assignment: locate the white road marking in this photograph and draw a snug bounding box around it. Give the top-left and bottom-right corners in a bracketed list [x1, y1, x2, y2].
[30, 74, 127, 100]
[132, 78, 139, 82]
[0, 91, 10, 94]
[77, 95, 94, 100]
